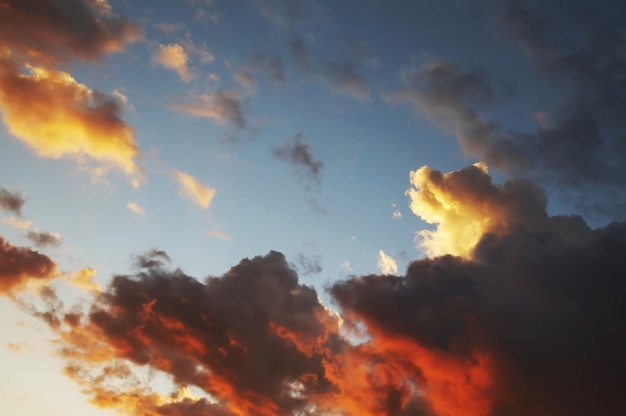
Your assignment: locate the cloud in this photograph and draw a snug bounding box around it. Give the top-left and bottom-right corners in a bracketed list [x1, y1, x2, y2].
[332, 170, 626, 415]
[294, 253, 322, 275]
[26, 229, 62, 248]
[406, 163, 547, 257]
[235, 53, 286, 91]
[153, 22, 185, 34]
[272, 132, 323, 187]
[154, 43, 194, 82]
[171, 90, 246, 129]
[386, 1, 626, 220]
[252, 0, 319, 27]
[126, 202, 144, 214]
[2, 217, 32, 230]
[0, 60, 143, 180]
[172, 170, 216, 209]
[0, 0, 140, 66]
[290, 37, 371, 100]
[377, 250, 398, 275]
[0, 236, 57, 295]
[0, 0, 142, 183]
[205, 228, 233, 243]
[0, 187, 25, 215]
[392, 203, 402, 220]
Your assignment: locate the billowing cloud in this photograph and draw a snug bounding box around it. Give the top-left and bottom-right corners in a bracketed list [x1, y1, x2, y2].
[386, 1, 626, 220]
[0, 57, 143, 181]
[332, 169, 626, 415]
[273, 132, 323, 187]
[0, 187, 25, 215]
[407, 163, 546, 257]
[0, 236, 57, 295]
[126, 202, 144, 214]
[154, 43, 194, 82]
[290, 37, 371, 100]
[171, 90, 246, 129]
[172, 170, 216, 209]
[377, 250, 398, 275]
[26, 229, 62, 248]
[0, 0, 142, 183]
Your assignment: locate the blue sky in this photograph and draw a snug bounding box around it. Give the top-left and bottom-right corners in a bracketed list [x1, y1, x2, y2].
[2, 1, 626, 415]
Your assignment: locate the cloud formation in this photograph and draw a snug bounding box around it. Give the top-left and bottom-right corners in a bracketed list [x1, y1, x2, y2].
[154, 43, 194, 82]
[171, 90, 246, 129]
[172, 170, 216, 209]
[235, 53, 286, 92]
[0, 236, 57, 295]
[386, 0, 626, 220]
[26, 229, 62, 248]
[377, 250, 398, 275]
[126, 202, 144, 214]
[273, 132, 323, 187]
[290, 37, 371, 100]
[0, 1, 142, 182]
[0, 187, 25, 215]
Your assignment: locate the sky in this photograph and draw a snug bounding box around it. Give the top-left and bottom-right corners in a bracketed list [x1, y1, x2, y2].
[1, 0, 626, 415]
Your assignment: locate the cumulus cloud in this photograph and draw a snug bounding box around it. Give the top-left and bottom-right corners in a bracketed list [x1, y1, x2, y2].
[407, 163, 546, 257]
[290, 37, 371, 100]
[153, 43, 194, 82]
[273, 132, 323, 187]
[172, 170, 216, 209]
[0, 236, 57, 295]
[377, 250, 398, 275]
[332, 169, 626, 415]
[0, 58, 142, 182]
[126, 202, 144, 214]
[171, 90, 246, 129]
[386, 1, 626, 220]
[26, 229, 62, 248]
[0, 187, 25, 215]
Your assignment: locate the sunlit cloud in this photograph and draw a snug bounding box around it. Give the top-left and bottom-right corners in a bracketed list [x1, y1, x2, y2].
[172, 170, 216, 209]
[205, 228, 233, 243]
[126, 202, 144, 215]
[154, 43, 194, 82]
[0, 62, 143, 181]
[2, 217, 32, 230]
[171, 90, 246, 129]
[0, 236, 57, 295]
[377, 250, 398, 275]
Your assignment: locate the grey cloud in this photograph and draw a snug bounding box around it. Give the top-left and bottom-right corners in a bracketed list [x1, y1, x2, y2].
[235, 53, 286, 91]
[290, 37, 371, 100]
[0, 187, 26, 216]
[26, 230, 61, 248]
[272, 132, 323, 187]
[294, 253, 322, 275]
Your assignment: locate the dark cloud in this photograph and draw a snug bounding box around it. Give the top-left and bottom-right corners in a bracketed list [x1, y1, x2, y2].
[273, 132, 323, 187]
[0, 0, 140, 65]
[290, 37, 371, 100]
[26, 230, 61, 248]
[386, 0, 626, 220]
[0, 236, 57, 295]
[0, 187, 25, 215]
[332, 166, 626, 416]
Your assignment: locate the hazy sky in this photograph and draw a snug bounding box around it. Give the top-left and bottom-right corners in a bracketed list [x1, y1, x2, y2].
[1, 1, 626, 415]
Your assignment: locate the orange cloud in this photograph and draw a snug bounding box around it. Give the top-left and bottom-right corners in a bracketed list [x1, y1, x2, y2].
[154, 43, 194, 82]
[0, 59, 143, 180]
[171, 90, 246, 128]
[172, 170, 216, 209]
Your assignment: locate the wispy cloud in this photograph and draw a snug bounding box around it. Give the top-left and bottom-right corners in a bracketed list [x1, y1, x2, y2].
[126, 202, 144, 215]
[205, 228, 233, 243]
[273, 132, 323, 187]
[154, 43, 194, 82]
[0, 188, 25, 216]
[172, 170, 216, 209]
[26, 229, 62, 248]
[171, 90, 246, 129]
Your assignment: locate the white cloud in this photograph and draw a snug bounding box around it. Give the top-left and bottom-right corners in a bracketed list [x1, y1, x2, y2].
[377, 250, 398, 275]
